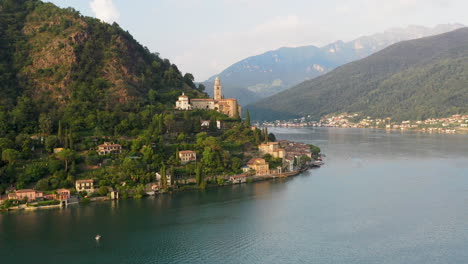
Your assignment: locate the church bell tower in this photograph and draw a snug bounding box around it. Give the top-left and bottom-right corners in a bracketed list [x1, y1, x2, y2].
[214, 77, 222, 100]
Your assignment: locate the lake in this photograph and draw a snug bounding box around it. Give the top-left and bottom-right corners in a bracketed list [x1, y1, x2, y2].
[1, 128, 467, 264]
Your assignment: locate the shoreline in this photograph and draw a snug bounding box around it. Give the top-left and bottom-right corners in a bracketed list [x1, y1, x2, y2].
[266, 125, 468, 134]
[1, 165, 319, 212]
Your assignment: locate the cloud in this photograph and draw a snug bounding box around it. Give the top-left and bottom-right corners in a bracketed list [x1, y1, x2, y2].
[90, 0, 120, 23]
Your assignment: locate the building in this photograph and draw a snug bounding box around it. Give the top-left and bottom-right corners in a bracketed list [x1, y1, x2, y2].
[201, 120, 222, 130]
[175, 93, 192, 110]
[230, 174, 248, 184]
[246, 158, 270, 176]
[258, 142, 285, 159]
[53, 148, 65, 154]
[97, 142, 122, 155]
[8, 189, 44, 202]
[175, 77, 241, 118]
[179, 150, 197, 164]
[75, 179, 95, 193]
[56, 189, 71, 200]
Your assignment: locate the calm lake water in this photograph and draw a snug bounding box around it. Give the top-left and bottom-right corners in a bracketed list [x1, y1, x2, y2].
[1, 128, 467, 264]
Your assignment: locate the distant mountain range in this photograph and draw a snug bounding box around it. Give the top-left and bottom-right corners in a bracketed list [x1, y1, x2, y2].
[203, 24, 465, 105]
[247, 28, 468, 121]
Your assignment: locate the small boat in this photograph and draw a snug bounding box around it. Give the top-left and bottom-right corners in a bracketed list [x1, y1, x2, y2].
[95, 235, 101, 241]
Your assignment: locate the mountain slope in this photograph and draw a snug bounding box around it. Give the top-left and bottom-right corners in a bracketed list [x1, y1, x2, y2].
[247, 28, 468, 121]
[204, 24, 464, 105]
[0, 0, 203, 134]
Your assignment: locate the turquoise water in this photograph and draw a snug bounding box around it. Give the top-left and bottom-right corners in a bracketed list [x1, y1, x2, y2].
[1, 128, 467, 263]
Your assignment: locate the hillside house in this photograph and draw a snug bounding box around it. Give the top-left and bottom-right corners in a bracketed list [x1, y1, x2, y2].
[75, 179, 95, 194]
[179, 150, 197, 164]
[97, 142, 122, 155]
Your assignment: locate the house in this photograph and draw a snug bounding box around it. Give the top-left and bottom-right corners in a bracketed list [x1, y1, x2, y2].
[75, 179, 95, 193]
[179, 150, 197, 164]
[56, 189, 71, 200]
[258, 142, 285, 159]
[8, 189, 44, 202]
[230, 174, 248, 184]
[246, 158, 270, 176]
[53, 148, 65, 154]
[97, 142, 122, 155]
[201, 120, 222, 130]
[241, 165, 251, 173]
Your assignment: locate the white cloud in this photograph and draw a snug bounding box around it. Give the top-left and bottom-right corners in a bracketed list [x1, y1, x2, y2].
[90, 0, 120, 23]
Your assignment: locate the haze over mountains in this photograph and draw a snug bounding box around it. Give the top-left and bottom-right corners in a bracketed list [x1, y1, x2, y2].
[204, 24, 464, 105]
[247, 28, 468, 122]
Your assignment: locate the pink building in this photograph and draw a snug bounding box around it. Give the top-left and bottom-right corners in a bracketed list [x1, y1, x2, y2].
[8, 189, 44, 202]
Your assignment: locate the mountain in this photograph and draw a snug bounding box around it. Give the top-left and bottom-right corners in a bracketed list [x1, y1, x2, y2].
[247, 28, 468, 121]
[0, 0, 203, 134]
[204, 24, 465, 105]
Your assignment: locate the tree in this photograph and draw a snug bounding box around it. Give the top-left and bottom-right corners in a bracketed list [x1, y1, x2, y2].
[45, 135, 59, 153]
[209, 116, 217, 132]
[2, 149, 20, 164]
[193, 116, 201, 133]
[56, 149, 77, 172]
[245, 109, 251, 127]
[98, 186, 108, 196]
[231, 157, 242, 173]
[39, 113, 52, 135]
[268, 133, 276, 142]
[195, 163, 203, 187]
[160, 163, 167, 190]
[198, 83, 206, 92]
[169, 166, 175, 185]
[164, 114, 175, 133]
[57, 120, 63, 144]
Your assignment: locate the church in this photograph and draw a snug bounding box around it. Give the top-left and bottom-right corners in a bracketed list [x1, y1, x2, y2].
[175, 77, 241, 118]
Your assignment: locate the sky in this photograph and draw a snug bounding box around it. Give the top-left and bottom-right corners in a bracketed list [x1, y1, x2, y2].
[47, 0, 468, 81]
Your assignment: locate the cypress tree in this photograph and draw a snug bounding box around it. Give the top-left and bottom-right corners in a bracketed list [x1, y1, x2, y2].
[245, 109, 251, 127]
[209, 116, 217, 131]
[160, 163, 167, 190]
[64, 128, 68, 148]
[170, 166, 175, 185]
[57, 120, 62, 144]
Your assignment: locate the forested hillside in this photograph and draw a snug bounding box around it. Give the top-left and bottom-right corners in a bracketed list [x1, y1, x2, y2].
[248, 28, 468, 121]
[0, 0, 257, 196]
[0, 0, 205, 135]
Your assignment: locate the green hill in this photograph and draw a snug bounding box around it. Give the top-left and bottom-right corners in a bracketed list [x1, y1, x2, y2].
[247, 28, 468, 121]
[0, 0, 204, 135]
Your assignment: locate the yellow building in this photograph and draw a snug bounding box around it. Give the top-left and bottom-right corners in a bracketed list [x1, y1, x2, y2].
[175, 77, 241, 118]
[179, 150, 197, 164]
[246, 158, 270, 176]
[258, 142, 285, 159]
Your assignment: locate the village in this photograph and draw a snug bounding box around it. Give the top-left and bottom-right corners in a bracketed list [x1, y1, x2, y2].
[0, 78, 322, 211]
[259, 114, 468, 134]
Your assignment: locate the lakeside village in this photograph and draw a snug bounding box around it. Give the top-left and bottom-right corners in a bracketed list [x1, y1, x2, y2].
[0, 78, 322, 211]
[259, 113, 468, 134]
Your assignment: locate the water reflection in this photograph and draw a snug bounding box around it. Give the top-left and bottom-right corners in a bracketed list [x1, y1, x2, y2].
[1, 128, 467, 264]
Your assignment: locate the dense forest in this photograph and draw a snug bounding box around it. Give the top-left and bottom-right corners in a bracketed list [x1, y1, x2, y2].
[247, 28, 468, 121]
[0, 0, 284, 197]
